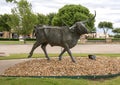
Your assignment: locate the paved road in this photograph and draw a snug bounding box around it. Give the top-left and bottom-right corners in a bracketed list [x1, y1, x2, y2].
[0, 44, 120, 54]
[0, 44, 120, 75]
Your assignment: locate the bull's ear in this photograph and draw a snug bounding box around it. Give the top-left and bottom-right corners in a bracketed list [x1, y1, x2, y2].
[70, 28, 74, 32]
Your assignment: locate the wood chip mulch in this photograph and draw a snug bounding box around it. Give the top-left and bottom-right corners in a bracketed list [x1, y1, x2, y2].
[4, 57, 120, 76]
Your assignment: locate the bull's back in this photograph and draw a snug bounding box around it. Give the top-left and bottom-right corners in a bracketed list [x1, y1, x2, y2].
[44, 28, 63, 46]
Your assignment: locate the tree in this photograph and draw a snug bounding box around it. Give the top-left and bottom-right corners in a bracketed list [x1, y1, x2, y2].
[7, 0, 38, 43]
[0, 14, 11, 38]
[52, 4, 96, 32]
[6, 0, 16, 3]
[37, 13, 48, 25]
[0, 14, 11, 31]
[7, 9, 20, 35]
[112, 28, 120, 34]
[112, 28, 120, 38]
[98, 21, 113, 38]
[47, 13, 56, 25]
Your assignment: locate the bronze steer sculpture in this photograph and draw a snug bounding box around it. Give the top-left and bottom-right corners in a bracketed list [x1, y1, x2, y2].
[28, 12, 96, 62]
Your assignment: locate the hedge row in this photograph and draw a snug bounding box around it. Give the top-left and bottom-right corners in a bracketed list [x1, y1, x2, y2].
[88, 38, 120, 40]
[0, 38, 36, 41]
[0, 38, 120, 41]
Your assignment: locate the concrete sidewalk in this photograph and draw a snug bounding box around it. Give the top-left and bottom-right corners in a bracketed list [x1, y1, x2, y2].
[0, 59, 33, 75]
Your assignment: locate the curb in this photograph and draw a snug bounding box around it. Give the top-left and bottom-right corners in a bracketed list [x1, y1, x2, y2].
[1, 73, 120, 79]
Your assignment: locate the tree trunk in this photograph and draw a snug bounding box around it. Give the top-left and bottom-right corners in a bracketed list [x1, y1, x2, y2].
[23, 35, 26, 44]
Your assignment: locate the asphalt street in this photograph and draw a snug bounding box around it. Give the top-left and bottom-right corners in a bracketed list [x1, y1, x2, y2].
[0, 44, 120, 54]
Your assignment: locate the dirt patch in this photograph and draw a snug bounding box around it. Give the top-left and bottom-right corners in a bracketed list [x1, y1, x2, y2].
[4, 57, 120, 76]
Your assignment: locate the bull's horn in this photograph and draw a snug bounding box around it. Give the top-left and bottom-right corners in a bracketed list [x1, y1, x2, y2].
[82, 10, 96, 23]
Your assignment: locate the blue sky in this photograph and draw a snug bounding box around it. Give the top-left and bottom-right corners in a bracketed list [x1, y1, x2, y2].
[0, 0, 120, 34]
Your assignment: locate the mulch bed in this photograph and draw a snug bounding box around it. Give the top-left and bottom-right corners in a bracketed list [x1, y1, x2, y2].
[4, 57, 120, 76]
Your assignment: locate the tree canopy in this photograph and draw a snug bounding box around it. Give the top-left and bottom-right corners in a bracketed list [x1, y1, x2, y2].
[7, 0, 37, 36]
[0, 14, 11, 32]
[112, 28, 120, 34]
[98, 21, 113, 38]
[37, 13, 48, 25]
[52, 4, 96, 32]
[112, 28, 120, 38]
[47, 13, 56, 25]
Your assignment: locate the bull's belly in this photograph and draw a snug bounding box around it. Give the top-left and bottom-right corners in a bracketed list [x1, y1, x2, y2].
[48, 41, 63, 47]
[48, 40, 78, 49]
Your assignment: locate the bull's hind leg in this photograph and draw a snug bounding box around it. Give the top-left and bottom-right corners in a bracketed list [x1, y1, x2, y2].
[28, 42, 41, 58]
[41, 43, 50, 60]
[58, 49, 66, 61]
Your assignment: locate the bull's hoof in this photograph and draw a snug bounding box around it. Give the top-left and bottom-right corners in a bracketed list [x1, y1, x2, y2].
[72, 60, 76, 63]
[59, 57, 62, 61]
[47, 58, 50, 61]
[59, 56, 63, 61]
[28, 55, 32, 58]
[88, 54, 96, 60]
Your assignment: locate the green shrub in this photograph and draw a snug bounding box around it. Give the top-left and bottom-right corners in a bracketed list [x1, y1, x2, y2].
[114, 35, 120, 38]
[0, 38, 19, 41]
[0, 38, 36, 41]
[87, 38, 105, 40]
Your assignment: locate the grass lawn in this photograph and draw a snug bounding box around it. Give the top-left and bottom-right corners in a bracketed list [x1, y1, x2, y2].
[0, 76, 120, 85]
[0, 53, 120, 60]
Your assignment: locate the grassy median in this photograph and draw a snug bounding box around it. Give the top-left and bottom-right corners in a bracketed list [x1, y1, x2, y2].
[0, 53, 120, 60]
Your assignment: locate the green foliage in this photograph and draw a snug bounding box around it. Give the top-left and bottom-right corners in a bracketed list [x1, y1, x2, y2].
[112, 28, 120, 34]
[6, 0, 14, 2]
[7, 10, 20, 34]
[47, 13, 56, 25]
[0, 38, 35, 41]
[114, 35, 120, 38]
[98, 21, 113, 29]
[87, 38, 105, 40]
[98, 21, 113, 38]
[7, 0, 38, 37]
[0, 14, 11, 31]
[52, 4, 96, 32]
[0, 38, 19, 41]
[98, 21, 113, 33]
[17, 0, 37, 35]
[37, 13, 48, 25]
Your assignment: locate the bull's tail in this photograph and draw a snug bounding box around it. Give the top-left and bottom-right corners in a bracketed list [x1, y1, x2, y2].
[32, 26, 37, 37]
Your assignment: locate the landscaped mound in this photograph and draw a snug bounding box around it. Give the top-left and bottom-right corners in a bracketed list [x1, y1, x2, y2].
[4, 57, 120, 76]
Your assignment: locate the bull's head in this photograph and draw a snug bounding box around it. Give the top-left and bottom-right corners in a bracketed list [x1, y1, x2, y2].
[70, 11, 96, 35]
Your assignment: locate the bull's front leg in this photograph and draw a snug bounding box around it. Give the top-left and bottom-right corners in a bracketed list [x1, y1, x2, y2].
[28, 42, 41, 58]
[64, 44, 76, 62]
[58, 49, 66, 61]
[41, 43, 50, 60]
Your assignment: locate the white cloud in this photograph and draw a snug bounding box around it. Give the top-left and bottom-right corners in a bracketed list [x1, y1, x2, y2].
[0, 0, 120, 34]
